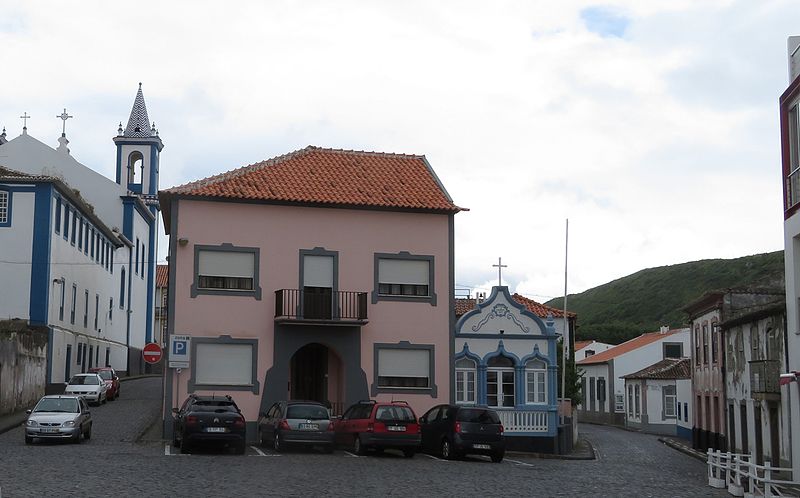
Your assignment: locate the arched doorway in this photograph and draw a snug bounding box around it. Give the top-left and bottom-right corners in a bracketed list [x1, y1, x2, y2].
[289, 343, 345, 415]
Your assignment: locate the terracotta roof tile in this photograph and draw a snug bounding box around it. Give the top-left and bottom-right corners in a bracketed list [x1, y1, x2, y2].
[455, 294, 574, 320]
[574, 340, 592, 352]
[161, 146, 464, 213]
[156, 264, 169, 288]
[577, 328, 689, 365]
[622, 358, 692, 380]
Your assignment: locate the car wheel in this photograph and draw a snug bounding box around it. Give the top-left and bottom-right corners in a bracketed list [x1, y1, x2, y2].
[25, 435, 33, 445]
[180, 438, 192, 454]
[322, 444, 334, 454]
[102, 394, 107, 405]
[236, 441, 246, 455]
[441, 439, 452, 460]
[73, 430, 82, 444]
[273, 432, 282, 452]
[491, 451, 504, 463]
[84, 424, 92, 440]
[403, 449, 416, 458]
[353, 435, 366, 456]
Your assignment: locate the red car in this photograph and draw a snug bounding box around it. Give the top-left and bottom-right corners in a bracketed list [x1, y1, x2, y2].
[333, 400, 420, 457]
[88, 367, 120, 401]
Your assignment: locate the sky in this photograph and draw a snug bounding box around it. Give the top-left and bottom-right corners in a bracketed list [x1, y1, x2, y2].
[0, 0, 797, 302]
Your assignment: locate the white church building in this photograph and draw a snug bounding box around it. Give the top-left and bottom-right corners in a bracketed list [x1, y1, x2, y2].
[0, 85, 162, 391]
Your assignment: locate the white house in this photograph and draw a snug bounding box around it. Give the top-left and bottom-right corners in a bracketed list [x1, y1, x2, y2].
[576, 327, 690, 427]
[575, 340, 615, 362]
[0, 84, 162, 392]
[622, 357, 692, 439]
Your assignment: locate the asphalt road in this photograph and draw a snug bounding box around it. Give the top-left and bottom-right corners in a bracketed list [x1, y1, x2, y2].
[0, 377, 725, 497]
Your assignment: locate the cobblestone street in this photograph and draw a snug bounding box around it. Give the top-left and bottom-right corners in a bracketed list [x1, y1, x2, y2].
[0, 377, 726, 497]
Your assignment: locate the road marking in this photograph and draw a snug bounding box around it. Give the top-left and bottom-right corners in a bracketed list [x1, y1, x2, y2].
[249, 446, 281, 457]
[251, 445, 267, 456]
[505, 458, 534, 467]
[343, 451, 360, 458]
[421, 453, 441, 460]
[164, 443, 170, 456]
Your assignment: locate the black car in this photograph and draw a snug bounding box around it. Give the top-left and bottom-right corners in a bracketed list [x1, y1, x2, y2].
[419, 405, 505, 462]
[258, 400, 334, 453]
[172, 394, 247, 454]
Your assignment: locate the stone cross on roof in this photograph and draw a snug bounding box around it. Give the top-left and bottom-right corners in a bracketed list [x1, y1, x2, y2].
[56, 108, 73, 136]
[493, 257, 508, 286]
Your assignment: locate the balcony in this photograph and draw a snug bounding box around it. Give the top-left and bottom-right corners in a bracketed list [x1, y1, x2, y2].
[496, 409, 548, 433]
[750, 359, 780, 396]
[274, 289, 368, 326]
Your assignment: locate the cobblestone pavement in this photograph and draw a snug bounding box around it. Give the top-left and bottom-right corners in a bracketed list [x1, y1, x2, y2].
[0, 378, 726, 497]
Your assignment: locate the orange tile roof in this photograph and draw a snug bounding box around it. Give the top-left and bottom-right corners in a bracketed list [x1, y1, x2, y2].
[574, 340, 592, 352]
[156, 264, 169, 288]
[455, 294, 575, 320]
[161, 146, 464, 213]
[577, 328, 688, 365]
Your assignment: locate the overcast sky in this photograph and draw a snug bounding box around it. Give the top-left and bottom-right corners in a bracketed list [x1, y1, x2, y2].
[1, 0, 797, 301]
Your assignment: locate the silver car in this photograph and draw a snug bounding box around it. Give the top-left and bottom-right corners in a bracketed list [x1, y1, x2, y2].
[64, 373, 107, 405]
[25, 395, 93, 444]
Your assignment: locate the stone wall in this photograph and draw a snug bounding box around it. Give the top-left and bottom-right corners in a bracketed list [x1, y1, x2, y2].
[0, 320, 48, 415]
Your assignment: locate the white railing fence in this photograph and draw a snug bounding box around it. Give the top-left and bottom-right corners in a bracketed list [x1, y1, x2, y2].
[707, 449, 798, 497]
[497, 410, 548, 432]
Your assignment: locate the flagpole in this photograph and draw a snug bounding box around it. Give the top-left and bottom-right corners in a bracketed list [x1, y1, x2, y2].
[560, 219, 569, 424]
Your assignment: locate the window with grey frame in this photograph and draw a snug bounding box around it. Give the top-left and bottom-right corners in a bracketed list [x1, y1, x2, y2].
[0, 190, 10, 225]
[377, 258, 430, 297]
[194, 246, 258, 295]
[663, 385, 677, 418]
[663, 343, 683, 359]
[376, 347, 431, 389]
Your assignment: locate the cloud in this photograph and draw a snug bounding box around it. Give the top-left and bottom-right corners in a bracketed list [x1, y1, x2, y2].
[0, 0, 795, 301]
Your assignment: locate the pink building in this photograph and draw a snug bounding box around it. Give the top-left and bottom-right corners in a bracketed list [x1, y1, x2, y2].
[158, 146, 463, 441]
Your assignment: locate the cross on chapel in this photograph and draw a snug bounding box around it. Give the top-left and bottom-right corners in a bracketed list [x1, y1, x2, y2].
[492, 257, 508, 286]
[56, 108, 73, 136]
[20, 112, 30, 130]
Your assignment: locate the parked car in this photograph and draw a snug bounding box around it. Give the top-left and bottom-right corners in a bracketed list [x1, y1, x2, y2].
[333, 400, 420, 457]
[88, 367, 120, 400]
[64, 373, 108, 405]
[25, 395, 93, 444]
[172, 394, 247, 454]
[419, 405, 505, 462]
[258, 400, 334, 453]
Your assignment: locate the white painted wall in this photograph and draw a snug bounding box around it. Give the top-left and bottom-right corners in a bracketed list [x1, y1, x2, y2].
[783, 206, 800, 476]
[578, 362, 611, 413]
[0, 188, 35, 319]
[677, 378, 693, 432]
[575, 340, 614, 362]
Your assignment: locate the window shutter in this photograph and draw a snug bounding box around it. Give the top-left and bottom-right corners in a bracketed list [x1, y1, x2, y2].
[198, 251, 254, 278]
[195, 343, 253, 385]
[378, 349, 429, 377]
[378, 259, 429, 285]
[303, 255, 334, 288]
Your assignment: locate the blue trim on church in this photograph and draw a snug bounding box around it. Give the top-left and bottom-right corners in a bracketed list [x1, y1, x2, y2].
[29, 184, 53, 325]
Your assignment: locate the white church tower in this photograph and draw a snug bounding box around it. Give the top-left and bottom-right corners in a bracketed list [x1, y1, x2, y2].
[113, 83, 163, 197]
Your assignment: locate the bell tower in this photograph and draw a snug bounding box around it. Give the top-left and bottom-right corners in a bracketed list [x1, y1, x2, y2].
[113, 83, 163, 196]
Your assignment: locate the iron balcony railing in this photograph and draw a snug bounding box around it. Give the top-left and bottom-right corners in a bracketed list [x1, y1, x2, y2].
[750, 359, 780, 394]
[275, 289, 368, 322]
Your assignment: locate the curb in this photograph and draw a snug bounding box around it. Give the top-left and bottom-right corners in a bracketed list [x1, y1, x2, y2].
[658, 437, 706, 462]
[120, 374, 161, 383]
[506, 437, 596, 461]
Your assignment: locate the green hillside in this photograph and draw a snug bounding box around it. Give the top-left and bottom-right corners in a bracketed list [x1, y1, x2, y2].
[545, 251, 785, 345]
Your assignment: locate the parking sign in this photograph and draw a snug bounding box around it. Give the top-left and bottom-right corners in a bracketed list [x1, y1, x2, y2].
[169, 335, 191, 369]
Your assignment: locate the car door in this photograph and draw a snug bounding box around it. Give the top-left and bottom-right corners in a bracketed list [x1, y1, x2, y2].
[420, 406, 440, 452]
[336, 406, 354, 445]
[79, 398, 90, 431]
[175, 397, 191, 436]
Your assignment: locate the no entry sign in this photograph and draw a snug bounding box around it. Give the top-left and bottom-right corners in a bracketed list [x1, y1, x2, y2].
[142, 342, 163, 364]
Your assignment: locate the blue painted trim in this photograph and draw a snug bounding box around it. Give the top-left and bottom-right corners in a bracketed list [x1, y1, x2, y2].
[128, 183, 143, 194]
[122, 201, 134, 239]
[482, 340, 521, 366]
[115, 145, 122, 184]
[520, 344, 551, 366]
[145, 217, 156, 343]
[29, 184, 53, 324]
[455, 343, 483, 404]
[454, 342, 482, 364]
[122, 196, 155, 222]
[46, 327, 53, 385]
[149, 145, 158, 196]
[454, 286, 558, 337]
[455, 333, 555, 340]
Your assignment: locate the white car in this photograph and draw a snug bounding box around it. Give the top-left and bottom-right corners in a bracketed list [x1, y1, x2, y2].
[64, 373, 108, 405]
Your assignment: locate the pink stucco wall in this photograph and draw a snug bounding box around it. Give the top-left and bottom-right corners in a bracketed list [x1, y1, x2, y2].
[170, 199, 452, 420]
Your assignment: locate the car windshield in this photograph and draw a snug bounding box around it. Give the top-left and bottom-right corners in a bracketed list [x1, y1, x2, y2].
[456, 408, 500, 424]
[34, 398, 79, 413]
[193, 401, 238, 412]
[95, 371, 113, 380]
[69, 375, 99, 385]
[375, 406, 415, 422]
[286, 405, 329, 420]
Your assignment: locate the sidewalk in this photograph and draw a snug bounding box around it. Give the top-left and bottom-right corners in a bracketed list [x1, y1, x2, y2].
[0, 374, 160, 435]
[508, 436, 596, 461]
[658, 436, 707, 462]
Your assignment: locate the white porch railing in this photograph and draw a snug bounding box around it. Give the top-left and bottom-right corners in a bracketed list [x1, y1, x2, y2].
[497, 410, 548, 433]
[707, 449, 799, 497]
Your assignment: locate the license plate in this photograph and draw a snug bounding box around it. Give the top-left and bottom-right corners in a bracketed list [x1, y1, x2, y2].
[299, 423, 319, 430]
[473, 444, 491, 449]
[40, 428, 60, 433]
[387, 425, 406, 432]
[205, 427, 227, 433]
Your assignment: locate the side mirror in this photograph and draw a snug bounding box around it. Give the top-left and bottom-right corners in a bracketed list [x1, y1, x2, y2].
[419, 416, 427, 424]
[25, 409, 32, 415]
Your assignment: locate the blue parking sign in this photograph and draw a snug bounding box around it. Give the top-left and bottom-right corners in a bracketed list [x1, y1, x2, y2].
[169, 335, 191, 368]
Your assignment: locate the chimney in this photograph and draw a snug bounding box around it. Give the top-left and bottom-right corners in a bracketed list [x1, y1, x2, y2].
[790, 36, 800, 83]
[660, 325, 669, 334]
